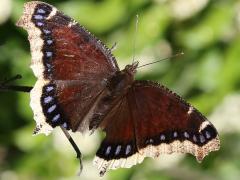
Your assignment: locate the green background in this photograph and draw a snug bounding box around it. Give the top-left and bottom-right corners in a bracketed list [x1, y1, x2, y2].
[0, 0, 240, 179]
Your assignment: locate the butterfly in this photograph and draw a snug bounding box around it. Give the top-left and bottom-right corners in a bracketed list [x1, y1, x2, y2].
[16, 1, 220, 176]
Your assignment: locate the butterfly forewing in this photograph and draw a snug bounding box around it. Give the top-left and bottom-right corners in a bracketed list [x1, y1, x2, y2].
[94, 80, 220, 175]
[16, 1, 119, 134]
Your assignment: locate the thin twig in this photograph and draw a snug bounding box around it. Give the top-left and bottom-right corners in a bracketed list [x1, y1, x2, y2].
[0, 85, 32, 93]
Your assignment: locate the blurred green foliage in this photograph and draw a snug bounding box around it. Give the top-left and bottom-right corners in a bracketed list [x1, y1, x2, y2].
[0, 0, 240, 180]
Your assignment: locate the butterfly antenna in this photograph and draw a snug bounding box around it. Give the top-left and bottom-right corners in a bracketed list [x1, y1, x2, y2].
[110, 42, 117, 51]
[137, 52, 184, 68]
[132, 14, 139, 64]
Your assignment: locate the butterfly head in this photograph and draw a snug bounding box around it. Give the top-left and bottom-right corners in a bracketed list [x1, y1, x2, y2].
[124, 61, 139, 75]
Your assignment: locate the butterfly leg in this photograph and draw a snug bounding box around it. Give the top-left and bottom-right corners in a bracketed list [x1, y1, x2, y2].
[60, 126, 83, 175]
[110, 42, 117, 51]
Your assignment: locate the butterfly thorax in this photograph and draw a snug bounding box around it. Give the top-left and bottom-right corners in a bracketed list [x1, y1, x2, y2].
[107, 62, 138, 92]
[88, 62, 138, 131]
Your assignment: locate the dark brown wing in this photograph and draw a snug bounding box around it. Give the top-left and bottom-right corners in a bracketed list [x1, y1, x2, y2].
[94, 80, 220, 175]
[16, 1, 119, 135]
[94, 97, 140, 176]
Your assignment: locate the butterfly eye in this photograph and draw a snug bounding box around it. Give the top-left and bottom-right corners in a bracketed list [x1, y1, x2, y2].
[125, 65, 131, 69]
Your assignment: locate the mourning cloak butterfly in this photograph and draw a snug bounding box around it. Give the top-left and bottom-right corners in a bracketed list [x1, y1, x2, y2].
[16, 1, 220, 176]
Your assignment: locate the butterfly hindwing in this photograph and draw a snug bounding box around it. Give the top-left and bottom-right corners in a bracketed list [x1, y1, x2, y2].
[16, 1, 119, 134]
[94, 97, 141, 176]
